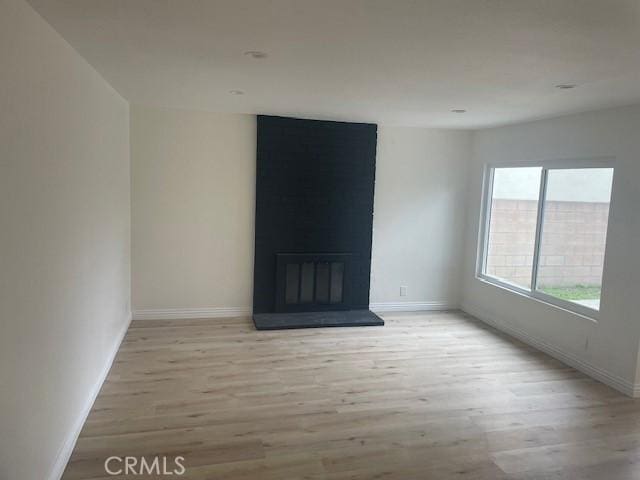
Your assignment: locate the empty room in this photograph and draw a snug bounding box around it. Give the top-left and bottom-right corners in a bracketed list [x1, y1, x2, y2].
[3, 0, 640, 479]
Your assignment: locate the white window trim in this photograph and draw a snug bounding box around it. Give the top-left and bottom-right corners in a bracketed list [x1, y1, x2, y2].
[475, 157, 615, 322]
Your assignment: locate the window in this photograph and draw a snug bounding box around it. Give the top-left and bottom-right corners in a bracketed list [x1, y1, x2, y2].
[484, 167, 542, 289]
[479, 163, 614, 318]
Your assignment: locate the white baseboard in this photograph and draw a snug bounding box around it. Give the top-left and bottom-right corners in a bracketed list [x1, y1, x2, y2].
[369, 301, 457, 313]
[48, 313, 131, 480]
[132, 306, 252, 320]
[461, 302, 639, 398]
[134, 304, 455, 318]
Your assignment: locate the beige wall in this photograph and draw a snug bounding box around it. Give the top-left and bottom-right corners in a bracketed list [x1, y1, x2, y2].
[370, 127, 471, 309]
[0, 0, 131, 479]
[462, 105, 640, 394]
[131, 106, 256, 317]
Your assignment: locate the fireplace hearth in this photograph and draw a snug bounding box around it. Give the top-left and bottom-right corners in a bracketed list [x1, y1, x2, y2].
[253, 310, 384, 330]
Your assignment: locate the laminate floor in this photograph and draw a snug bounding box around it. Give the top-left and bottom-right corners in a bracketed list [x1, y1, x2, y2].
[62, 311, 640, 479]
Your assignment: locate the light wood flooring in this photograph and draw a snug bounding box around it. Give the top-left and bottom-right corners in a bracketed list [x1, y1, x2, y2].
[63, 311, 640, 479]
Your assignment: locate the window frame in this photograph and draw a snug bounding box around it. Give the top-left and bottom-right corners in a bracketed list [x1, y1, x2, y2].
[476, 158, 615, 321]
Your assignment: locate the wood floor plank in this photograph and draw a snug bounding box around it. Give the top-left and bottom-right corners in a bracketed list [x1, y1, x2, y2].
[62, 311, 640, 479]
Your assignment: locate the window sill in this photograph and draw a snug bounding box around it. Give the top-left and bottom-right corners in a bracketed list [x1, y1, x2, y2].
[474, 274, 599, 324]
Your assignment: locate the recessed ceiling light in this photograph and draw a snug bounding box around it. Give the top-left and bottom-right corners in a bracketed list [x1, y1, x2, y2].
[555, 84, 577, 89]
[244, 50, 268, 59]
[229, 90, 245, 95]
[451, 109, 466, 113]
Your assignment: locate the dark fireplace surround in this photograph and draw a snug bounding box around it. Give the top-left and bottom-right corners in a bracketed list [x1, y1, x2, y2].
[252, 115, 383, 329]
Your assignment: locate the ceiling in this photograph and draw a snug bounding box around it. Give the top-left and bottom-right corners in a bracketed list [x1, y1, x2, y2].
[27, 0, 640, 128]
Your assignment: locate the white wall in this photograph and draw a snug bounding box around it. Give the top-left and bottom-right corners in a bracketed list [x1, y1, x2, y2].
[461, 105, 640, 394]
[131, 106, 256, 318]
[0, 0, 131, 478]
[131, 110, 471, 317]
[370, 128, 471, 310]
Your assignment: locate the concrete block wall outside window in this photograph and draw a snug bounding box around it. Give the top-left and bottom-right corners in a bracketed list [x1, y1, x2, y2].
[486, 199, 609, 287]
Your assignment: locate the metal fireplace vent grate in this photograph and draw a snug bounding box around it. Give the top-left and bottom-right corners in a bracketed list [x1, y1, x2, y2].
[275, 253, 352, 313]
[285, 261, 344, 305]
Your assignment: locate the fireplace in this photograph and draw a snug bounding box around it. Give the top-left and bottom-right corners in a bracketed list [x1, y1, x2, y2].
[252, 115, 383, 329]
